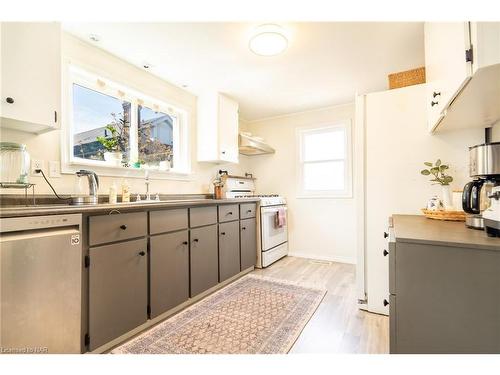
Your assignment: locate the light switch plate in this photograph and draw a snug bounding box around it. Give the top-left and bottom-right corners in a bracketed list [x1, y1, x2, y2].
[49, 161, 61, 178]
[31, 159, 45, 176]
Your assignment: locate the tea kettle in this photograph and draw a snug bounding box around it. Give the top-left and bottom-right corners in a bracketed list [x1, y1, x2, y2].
[71, 169, 99, 205]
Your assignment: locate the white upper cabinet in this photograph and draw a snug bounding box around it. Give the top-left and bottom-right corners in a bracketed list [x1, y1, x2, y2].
[424, 22, 472, 132]
[197, 92, 239, 164]
[0, 22, 61, 134]
[470, 22, 500, 73]
[425, 22, 500, 133]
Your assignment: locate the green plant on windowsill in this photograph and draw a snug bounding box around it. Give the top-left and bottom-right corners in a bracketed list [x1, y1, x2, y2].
[420, 159, 453, 185]
[96, 124, 122, 153]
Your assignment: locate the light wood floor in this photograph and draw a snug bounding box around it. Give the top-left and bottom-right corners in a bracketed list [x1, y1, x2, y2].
[252, 256, 389, 354]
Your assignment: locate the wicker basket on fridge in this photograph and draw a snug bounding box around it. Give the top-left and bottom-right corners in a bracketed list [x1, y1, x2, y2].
[388, 67, 426, 89]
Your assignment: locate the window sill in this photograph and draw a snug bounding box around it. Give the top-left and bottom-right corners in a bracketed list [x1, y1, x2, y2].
[61, 161, 194, 181]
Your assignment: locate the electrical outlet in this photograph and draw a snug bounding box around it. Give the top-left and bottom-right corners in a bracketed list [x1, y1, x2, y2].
[31, 159, 45, 176]
[49, 161, 61, 178]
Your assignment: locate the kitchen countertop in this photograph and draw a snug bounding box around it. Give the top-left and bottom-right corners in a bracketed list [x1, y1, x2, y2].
[392, 214, 500, 251]
[0, 197, 260, 218]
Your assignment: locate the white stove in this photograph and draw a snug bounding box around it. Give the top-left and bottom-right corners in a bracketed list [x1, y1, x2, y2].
[220, 174, 288, 268]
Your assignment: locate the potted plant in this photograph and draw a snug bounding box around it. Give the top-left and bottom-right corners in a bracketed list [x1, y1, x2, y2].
[96, 113, 129, 166]
[420, 159, 454, 209]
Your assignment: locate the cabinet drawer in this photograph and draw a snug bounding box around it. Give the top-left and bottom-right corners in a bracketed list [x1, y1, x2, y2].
[150, 208, 188, 235]
[240, 203, 257, 219]
[218, 204, 239, 222]
[89, 212, 147, 246]
[189, 206, 217, 228]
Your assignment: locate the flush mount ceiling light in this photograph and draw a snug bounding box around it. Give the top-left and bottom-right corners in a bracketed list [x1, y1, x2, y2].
[249, 24, 288, 56]
[88, 34, 100, 42]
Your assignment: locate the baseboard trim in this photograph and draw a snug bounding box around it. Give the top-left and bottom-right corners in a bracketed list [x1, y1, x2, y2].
[288, 251, 356, 265]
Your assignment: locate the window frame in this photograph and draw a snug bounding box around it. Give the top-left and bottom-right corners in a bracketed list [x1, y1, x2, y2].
[61, 63, 191, 180]
[296, 121, 353, 199]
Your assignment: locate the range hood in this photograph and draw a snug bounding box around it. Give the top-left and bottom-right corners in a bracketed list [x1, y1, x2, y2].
[239, 133, 275, 156]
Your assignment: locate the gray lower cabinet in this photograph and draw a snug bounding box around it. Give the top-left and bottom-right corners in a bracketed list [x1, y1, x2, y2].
[190, 224, 219, 297]
[240, 218, 256, 270]
[391, 241, 500, 354]
[218, 221, 240, 282]
[150, 230, 189, 318]
[88, 238, 148, 350]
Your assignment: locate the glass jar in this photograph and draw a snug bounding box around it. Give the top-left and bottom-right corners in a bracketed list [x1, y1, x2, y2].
[0, 142, 31, 184]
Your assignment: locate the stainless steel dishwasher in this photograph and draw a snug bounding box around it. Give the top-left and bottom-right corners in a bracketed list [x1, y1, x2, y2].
[0, 213, 83, 353]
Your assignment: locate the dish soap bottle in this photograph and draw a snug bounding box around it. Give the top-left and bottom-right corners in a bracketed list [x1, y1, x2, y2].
[121, 179, 130, 203]
[109, 181, 118, 204]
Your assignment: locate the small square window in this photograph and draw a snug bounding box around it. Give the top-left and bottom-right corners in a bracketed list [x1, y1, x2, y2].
[297, 123, 352, 198]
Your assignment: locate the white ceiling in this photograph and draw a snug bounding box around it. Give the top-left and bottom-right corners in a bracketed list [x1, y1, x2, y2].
[63, 22, 425, 121]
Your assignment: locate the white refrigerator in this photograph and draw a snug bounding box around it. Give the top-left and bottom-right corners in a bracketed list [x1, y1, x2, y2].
[355, 83, 483, 315]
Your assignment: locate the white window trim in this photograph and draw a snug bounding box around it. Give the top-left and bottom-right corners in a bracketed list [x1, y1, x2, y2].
[60, 60, 193, 181]
[296, 121, 353, 199]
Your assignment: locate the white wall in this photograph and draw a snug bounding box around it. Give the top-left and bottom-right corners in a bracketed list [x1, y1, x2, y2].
[0, 32, 244, 196]
[241, 104, 357, 264]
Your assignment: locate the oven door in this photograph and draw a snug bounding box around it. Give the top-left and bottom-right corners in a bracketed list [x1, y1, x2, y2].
[261, 205, 288, 251]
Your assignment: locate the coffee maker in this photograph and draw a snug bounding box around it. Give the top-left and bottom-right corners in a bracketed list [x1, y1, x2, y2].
[462, 129, 500, 232]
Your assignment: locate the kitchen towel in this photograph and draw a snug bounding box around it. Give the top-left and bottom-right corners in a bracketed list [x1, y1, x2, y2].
[275, 208, 286, 228]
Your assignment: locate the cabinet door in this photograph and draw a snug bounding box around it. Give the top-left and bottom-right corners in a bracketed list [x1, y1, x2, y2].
[88, 238, 148, 350]
[395, 242, 500, 353]
[389, 294, 397, 354]
[424, 22, 472, 131]
[1, 22, 61, 129]
[217, 94, 239, 163]
[190, 224, 218, 297]
[240, 218, 256, 270]
[150, 231, 189, 318]
[218, 221, 240, 282]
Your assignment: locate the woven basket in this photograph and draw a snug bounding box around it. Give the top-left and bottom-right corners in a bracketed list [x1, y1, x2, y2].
[388, 67, 426, 89]
[421, 208, 466, 222]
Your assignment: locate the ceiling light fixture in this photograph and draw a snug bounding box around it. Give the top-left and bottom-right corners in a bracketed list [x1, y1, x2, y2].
[89, 34, 100, 42]
[249, 24, 288, 56]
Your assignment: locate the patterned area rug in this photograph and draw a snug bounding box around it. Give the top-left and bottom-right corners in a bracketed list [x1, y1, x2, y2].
[112, 274, 326, 354]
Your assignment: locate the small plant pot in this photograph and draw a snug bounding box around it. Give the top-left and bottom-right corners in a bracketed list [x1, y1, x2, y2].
[104, 151, 123, 166]
[158, 160, 170, 171]
[441, 185, 453, 210]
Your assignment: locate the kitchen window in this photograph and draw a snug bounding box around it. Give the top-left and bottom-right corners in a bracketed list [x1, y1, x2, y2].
[297, 123, 352, 198]
[64, 66, 189, 176]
